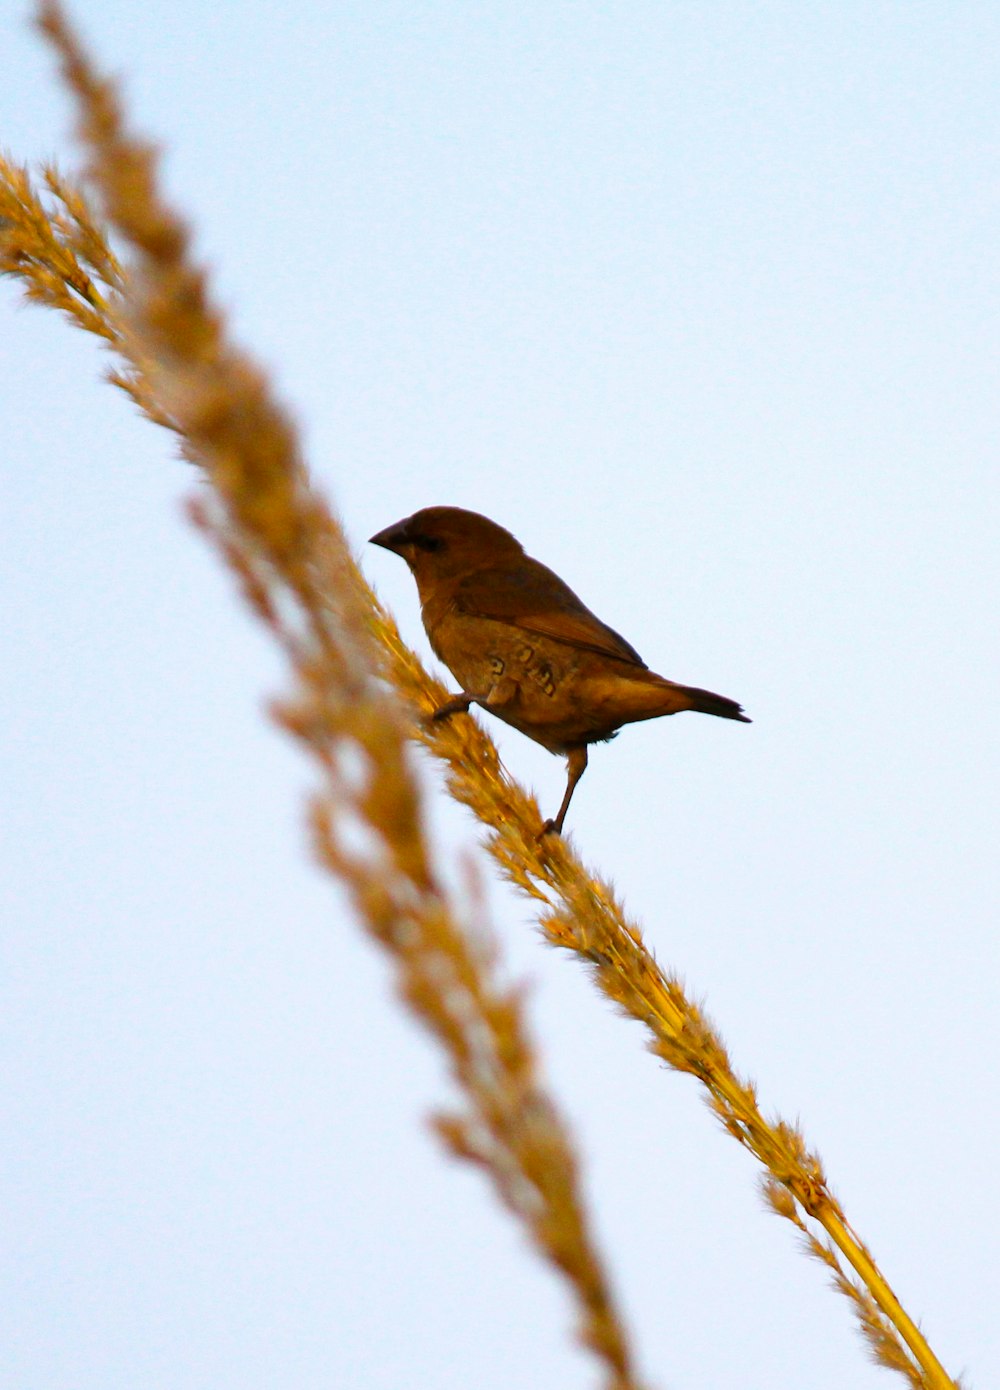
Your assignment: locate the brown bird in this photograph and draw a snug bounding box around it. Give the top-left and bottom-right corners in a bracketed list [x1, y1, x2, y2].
[370, 506, 750, 835]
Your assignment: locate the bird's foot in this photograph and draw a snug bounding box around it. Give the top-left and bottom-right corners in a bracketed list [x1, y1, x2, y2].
[429, 694, 474, 722]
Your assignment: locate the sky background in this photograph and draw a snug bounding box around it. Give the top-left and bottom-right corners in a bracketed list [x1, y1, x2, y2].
[2, 3, 999, 1387]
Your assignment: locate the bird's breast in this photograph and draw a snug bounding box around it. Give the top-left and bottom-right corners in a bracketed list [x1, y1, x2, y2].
[425, 609, 637, 751]
[429, 610, 561, 701]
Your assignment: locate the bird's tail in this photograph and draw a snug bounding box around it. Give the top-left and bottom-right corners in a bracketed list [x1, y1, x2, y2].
[678, 683, 752, 723]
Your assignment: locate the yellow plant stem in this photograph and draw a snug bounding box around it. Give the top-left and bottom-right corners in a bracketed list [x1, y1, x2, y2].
[820, 1207, 952, 1390]
[676, 1027, 952, 1390]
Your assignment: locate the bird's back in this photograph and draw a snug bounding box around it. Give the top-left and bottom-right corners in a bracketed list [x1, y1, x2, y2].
[449, 556, 647, 667]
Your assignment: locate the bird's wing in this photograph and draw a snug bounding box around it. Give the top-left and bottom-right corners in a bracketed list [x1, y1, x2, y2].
[453, 560, 647, 667]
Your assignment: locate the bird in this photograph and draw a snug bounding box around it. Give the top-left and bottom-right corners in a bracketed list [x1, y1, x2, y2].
[369, 506, 750, 835]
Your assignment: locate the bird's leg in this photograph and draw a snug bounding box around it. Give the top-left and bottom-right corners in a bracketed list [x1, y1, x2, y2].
[540, 745, 588, 837]
[432, 676, 518, 723]
[483, 677, 517, 709]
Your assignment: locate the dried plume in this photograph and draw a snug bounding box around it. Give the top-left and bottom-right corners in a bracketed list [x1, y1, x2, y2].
[8, 6, 648, 1387]
[0, 7, 962, 1388]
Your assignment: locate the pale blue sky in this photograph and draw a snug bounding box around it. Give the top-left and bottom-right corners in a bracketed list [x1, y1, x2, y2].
[2, 3, 998, 1387]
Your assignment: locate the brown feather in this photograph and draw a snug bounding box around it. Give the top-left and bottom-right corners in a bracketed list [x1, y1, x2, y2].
[369, 505, 749, 835]
[452, 560, 647, 667]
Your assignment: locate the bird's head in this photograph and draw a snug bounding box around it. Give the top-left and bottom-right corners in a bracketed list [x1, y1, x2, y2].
[369, 506, 524, 589]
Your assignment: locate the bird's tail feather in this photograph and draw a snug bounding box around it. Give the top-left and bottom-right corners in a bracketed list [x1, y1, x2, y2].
[679, 684, 751, 723]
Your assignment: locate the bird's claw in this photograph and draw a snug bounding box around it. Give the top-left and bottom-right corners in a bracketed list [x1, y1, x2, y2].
[428, 696, 474, 724]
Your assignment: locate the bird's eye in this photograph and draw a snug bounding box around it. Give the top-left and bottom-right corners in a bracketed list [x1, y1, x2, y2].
[411, 534, 445, 553]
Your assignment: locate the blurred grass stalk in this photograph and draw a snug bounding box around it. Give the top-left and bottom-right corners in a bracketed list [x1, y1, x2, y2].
[0, 4, 959, 1388]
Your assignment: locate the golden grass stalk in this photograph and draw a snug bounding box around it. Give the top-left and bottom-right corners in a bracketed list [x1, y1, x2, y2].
[4, 7, 646, 1387]
[0, 5, 960, 1386]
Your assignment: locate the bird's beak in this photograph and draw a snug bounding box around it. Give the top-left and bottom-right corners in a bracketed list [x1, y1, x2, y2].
[369, 518, 411, 553]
